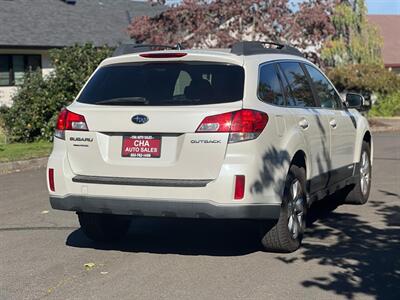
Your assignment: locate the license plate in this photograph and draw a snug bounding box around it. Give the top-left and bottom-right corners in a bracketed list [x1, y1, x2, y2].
[122, 135, 161, 158]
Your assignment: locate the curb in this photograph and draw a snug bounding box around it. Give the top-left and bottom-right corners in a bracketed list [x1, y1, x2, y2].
[369, 118, 400, 133]
[0, 157, 48, 175]
[371, 127, 400, 133]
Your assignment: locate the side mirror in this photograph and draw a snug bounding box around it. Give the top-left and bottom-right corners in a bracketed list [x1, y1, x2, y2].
[346, 93, 365, 109]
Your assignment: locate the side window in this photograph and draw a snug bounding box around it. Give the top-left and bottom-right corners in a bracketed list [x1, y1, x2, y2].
[258, 63, 285, 106]
[279, 62, 315, 108]
[305, 64, 342, 109]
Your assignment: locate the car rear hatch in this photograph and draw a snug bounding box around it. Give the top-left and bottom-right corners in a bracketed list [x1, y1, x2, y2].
[64, 56, 245, 181]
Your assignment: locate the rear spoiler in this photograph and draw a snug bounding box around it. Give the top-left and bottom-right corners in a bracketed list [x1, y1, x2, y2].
[112, 43, 184, 57]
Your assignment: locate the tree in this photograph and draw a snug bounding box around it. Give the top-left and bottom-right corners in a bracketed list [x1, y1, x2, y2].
[128, 0, 336, 64]
[321, 0, 382, 67]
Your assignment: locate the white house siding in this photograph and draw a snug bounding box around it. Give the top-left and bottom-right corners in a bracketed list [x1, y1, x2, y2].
[0, 49, 53, 107]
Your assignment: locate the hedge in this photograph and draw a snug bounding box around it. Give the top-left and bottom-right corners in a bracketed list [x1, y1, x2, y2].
[326, 64, 400, 95]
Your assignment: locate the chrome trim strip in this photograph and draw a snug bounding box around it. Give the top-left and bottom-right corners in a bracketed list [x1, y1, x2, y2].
[72, 175, 212, 187]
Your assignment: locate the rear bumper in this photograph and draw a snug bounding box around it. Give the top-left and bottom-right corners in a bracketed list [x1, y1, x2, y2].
[50, 195, 281, 220]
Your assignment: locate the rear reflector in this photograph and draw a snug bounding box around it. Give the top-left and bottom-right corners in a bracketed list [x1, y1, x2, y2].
[140, 53, 187, 58]
[55, 108, 88, 139]
[196, 109, 268, 143]
[234, 175, 245, 200]
[48, 168, 55, 192]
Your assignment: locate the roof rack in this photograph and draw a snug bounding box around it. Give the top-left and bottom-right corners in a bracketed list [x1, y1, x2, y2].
[231, 41, 303, 57]
[112, 43, 184, 57]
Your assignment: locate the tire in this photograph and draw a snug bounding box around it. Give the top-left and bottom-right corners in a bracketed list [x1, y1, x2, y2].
[78, 212, 132, 242]
[261, 165, 307, 253]
[342, 141, 371, 205]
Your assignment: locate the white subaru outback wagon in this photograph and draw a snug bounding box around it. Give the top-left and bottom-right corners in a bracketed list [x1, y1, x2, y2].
[47, 41, 372, 252]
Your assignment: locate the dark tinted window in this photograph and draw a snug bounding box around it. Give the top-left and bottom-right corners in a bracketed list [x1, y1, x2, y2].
[279, 62, 315, 107]
[305, 64, 342, 109]
[78, 62, 244, 106]
[258, 63, 284, 106]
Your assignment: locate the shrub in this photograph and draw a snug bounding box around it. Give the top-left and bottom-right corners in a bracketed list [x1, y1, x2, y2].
[369, 92, 400, 117]
[326, 64, 400, 95]
[2, 71, 52, 141]
[3, 44, 111, 142]
[0, 105, 8, 127]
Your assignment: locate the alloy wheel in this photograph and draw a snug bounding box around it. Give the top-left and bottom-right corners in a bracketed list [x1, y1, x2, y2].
[360, 151, 370, 196]
[287, 179, 306, 240]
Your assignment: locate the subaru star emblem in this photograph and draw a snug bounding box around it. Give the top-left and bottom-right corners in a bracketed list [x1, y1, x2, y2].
[131, 115, 148, 124]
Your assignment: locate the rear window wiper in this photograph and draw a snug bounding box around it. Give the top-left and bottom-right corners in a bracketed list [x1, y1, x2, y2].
[96, 97, 148, 105]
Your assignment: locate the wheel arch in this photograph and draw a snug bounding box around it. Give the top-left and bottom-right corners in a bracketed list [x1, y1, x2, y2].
[354, 129, 373, 165]
[291, 150, 307, 171]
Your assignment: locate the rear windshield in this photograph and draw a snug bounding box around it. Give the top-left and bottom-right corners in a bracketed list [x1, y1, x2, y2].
[77, 62, 244, 106]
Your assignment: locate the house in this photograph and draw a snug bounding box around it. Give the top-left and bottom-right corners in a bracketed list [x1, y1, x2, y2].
[367, 15, 400, 74]
[0, 0, 164, 106]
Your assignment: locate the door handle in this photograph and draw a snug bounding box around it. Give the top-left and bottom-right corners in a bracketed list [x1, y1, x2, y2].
[299, 119, 309, 130]
[329, 119, 337, 129]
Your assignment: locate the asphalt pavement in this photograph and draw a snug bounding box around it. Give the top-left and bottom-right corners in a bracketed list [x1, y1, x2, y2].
[0, 132, 399, 300]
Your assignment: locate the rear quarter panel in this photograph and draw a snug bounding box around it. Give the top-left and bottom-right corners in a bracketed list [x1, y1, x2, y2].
[240, 56, 311, 201]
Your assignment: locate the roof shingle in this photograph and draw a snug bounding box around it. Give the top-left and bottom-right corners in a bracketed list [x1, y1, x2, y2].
[368, 15, 400, 67]
[0, 0, 164, 48]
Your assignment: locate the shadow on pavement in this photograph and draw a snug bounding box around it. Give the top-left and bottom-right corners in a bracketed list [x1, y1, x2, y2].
[66, 194, 400, 299]
[66, 218, 267, 256]
[278, 195, 400, 300]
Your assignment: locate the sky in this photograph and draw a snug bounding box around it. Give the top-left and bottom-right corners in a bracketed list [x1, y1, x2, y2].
[165, 0, 400, 14]
[366, 0, 400, 14]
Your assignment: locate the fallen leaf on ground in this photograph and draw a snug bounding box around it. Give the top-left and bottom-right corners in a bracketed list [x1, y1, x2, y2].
[84, 262, 96, 270]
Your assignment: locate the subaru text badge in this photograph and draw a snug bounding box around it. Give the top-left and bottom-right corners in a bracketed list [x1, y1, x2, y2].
[131, 115, 148, 124]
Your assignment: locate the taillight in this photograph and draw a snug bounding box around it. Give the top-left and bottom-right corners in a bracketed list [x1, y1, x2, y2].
[55, 108, 88, 139]
[48, 168, 55, 192]
[196, 111, 232, 132]
[234, 175, 245, 200]
[140, 53, 187, 58]
[196, 109, 268, 143]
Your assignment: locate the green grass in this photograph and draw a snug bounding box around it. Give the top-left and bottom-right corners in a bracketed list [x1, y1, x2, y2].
[0, 120, 52, 163]
[0, 122, 52, 163]
[0, 140, 52, 163]
[369, 92, 400, 117]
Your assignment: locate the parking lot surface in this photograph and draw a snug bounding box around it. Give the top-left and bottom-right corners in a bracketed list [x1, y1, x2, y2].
[0, 132, 399, 300]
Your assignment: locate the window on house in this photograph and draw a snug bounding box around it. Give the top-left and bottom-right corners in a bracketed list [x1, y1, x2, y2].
[0, 56, 9, 86]
[0, 55, 42, 86]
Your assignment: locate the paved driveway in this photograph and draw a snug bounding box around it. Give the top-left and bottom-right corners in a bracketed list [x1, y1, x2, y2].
[0, 132, 399, 300]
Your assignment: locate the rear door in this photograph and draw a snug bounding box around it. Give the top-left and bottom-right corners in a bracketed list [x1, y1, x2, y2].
[278, 62, 331, 193]
[66, 61, 245, 180]
[304, 64, 357, 184]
